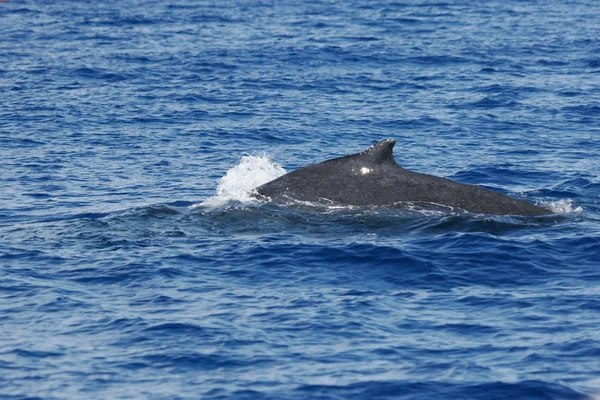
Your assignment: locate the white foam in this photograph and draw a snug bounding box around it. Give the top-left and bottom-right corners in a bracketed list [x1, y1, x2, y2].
[540, 198, 583, 214]
[192, 153, 286, 208]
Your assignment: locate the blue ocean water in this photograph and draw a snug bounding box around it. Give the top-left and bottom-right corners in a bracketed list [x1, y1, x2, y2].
[1, 0, 600, 398]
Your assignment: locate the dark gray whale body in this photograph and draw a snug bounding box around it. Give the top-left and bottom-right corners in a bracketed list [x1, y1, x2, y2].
[255, 139, 550, 215]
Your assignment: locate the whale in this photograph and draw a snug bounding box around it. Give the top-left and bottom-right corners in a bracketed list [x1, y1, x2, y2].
[254, 139, 551, 215]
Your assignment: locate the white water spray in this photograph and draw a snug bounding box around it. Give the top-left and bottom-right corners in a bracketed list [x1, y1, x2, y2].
[541, 198, 583, 214]
[192, 154, 286, 208]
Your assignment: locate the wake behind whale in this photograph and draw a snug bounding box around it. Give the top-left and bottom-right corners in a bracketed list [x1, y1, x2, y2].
[254, 139, 551, 216]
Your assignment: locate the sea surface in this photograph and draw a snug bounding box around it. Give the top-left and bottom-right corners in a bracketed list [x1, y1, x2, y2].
[1, 0, 600, 399]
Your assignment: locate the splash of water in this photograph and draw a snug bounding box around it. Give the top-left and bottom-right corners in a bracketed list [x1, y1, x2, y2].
[193, 154, 286, 208]
[541, 198, 583, 214]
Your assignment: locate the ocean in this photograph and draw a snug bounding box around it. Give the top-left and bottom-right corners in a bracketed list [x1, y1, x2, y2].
[1, 0, 599, 399]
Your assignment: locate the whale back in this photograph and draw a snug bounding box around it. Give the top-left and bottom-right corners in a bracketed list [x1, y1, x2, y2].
[256, 139, 405, 204]
[255, 139, 550, 215]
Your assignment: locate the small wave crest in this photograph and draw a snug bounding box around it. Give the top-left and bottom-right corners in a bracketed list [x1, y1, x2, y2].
[192, 154, 286, 208]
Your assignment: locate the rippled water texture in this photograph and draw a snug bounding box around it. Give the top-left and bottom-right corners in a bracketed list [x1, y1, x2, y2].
[1, 0, 600, 399]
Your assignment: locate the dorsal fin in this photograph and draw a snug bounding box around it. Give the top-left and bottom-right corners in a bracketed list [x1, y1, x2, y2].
[359, 139, 397, 164]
